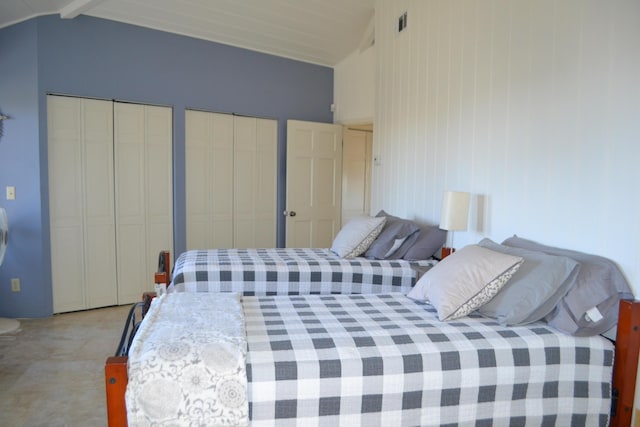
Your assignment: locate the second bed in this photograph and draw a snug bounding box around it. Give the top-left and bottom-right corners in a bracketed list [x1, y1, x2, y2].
[166, 248, 436, 295]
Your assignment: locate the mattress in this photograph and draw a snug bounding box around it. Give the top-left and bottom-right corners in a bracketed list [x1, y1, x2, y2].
[169, 248, 436, 295]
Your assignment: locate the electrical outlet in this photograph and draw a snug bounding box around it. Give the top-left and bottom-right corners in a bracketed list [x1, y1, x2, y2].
[11, 278, 20, 292]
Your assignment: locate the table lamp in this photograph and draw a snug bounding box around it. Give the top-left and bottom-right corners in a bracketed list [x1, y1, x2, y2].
[439, 191, 470, 259]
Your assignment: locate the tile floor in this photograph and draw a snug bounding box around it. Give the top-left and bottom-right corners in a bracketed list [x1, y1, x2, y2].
[0, 304, 132, 427]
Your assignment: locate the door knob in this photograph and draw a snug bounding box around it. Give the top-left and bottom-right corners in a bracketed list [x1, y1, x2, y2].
[289, 211, 296, 217]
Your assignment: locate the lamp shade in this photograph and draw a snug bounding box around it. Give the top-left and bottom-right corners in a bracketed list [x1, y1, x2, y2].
[439, 191, 470, 231]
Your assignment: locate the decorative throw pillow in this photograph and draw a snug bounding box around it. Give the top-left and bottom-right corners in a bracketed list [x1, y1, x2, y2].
[407, 245, 523, 321]
[364, 211, 420, 259]
[330, 216, 386, 259]
[477, 238, 579, 325]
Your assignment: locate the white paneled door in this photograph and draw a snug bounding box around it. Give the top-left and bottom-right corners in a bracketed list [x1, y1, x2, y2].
[341, 127, 373, 225]
[286, 120, 343, 248]
[48, 95, 173, 312]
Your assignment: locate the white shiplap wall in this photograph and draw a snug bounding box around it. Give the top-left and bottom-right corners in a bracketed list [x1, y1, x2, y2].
[372, 0, 640, 296]
[333, 46, 375, 123]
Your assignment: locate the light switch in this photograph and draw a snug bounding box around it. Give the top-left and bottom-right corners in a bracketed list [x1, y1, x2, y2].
[6, 186, 15, 200]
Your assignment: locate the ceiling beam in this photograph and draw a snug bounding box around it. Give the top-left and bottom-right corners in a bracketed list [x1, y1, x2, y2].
[60, 0, 106, 19]
[358, 13, 375, 53]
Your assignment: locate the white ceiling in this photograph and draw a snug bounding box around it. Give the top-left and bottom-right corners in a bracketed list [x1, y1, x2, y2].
[0, 0, 375, 66]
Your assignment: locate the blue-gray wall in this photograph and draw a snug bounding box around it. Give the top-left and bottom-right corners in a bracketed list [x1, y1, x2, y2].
[0, 15, 334, 318]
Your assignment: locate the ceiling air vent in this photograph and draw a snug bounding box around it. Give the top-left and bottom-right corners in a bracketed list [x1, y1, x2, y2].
[398, 11, 408, 33]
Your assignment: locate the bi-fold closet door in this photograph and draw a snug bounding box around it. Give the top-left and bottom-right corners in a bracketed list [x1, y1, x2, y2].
[185, 110, 277, 250]
[47, 95, 173, 313]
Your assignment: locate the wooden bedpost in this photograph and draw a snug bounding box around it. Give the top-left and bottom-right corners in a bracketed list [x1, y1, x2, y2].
[105, 293, 156, 426]
[154, 250, 171, 289]
[105, 356, 128, 427]
[610, 299, 640, 427]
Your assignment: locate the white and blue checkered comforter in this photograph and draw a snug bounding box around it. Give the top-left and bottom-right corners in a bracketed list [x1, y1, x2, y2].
[245, 293, 613, 426]
[169, 248, 436, 295]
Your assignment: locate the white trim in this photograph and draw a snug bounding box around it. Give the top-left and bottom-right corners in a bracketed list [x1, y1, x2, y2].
[60, 0, 106, 19]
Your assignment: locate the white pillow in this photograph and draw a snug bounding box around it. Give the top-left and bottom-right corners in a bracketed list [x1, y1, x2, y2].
[407, 245, 523, 321]
[331, 216, 386, 258]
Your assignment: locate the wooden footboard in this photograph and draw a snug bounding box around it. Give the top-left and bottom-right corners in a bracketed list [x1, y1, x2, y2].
[105, 251, 169, 427]
[610, 300, 640, 427]
[155, 250, 171, 289]
[105, 292, 156, 427]
[105, 356, 128, 427]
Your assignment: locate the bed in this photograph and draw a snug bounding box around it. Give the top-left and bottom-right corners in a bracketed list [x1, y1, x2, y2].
[108, 292, 638, 426]
[107, 237, 639, 426]
[161, 213, 446, 296]
[164, 248, 436, 295]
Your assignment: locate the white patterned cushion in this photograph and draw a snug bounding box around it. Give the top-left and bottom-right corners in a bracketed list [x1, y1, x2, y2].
[331, 216, 386, 259]
[407, 245, 523, 321]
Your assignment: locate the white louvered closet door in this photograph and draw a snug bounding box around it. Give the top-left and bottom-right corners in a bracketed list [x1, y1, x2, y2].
[48, 95, 118, 313]
[114, 102, 173, 304]
[186, 111, 277, 250]
[234, 116, 277, 248]
[48, 96, 173, 312]
[185, 111, 234, 249]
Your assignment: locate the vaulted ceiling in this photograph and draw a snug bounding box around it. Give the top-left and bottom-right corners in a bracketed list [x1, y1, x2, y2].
[0, 0, 375, 66]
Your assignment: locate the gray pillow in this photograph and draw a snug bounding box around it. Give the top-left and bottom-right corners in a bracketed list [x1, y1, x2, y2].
[407, 244, 523, 321]
[502, 235, 634, 336]
[364, 211, 420, 259]
[401, 226, 447, 260]
[477, 238, 579, 325]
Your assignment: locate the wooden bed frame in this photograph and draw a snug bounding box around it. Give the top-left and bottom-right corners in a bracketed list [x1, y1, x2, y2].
[105, 251, 640, 427]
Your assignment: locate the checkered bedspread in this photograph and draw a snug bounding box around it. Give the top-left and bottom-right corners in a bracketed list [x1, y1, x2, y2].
[169, 248, 435, 295]
[244, 293, 613, 426]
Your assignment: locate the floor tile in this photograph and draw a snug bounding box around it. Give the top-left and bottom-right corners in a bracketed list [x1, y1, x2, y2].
[0, 305, 131, 427]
